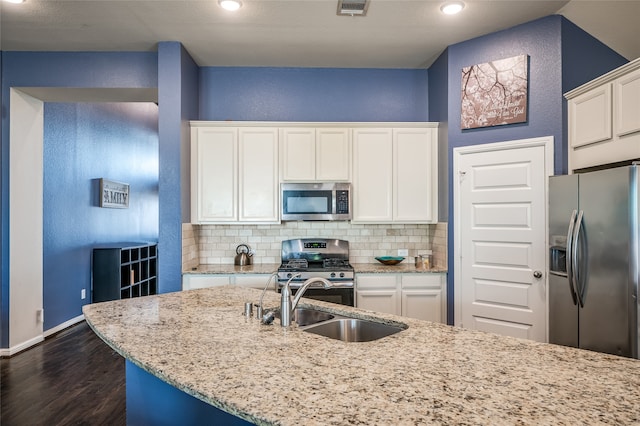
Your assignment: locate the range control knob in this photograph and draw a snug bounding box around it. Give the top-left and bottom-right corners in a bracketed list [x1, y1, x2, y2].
[339, 272, 345, 278]
[287, 273, 292, 278]
[330, 272, 336, 278]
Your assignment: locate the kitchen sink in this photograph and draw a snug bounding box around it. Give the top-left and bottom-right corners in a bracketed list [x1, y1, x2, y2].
[303, 318, 405, 342]
[275, 307, 335, 326]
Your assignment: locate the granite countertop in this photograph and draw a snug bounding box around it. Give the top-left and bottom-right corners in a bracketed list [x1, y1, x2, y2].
[83, 286, 640, 425]
[184, 263, 446, 274]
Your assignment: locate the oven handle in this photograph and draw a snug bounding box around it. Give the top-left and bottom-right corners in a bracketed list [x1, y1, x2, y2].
[277, 280, 354, 289]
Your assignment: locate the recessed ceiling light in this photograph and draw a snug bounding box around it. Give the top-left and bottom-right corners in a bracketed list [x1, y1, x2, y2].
[5, 0, 26, 4]
[440, 1, 465, 15]
[219, 0, 241, 11]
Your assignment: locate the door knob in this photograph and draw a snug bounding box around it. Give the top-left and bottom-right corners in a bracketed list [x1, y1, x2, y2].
[533, 270, 542, 279]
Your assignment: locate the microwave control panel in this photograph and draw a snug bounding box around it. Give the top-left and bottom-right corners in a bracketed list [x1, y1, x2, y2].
[336, 190, 350, 214]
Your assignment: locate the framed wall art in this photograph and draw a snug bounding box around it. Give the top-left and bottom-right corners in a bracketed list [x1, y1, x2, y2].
[99, 178, 130, 209]
[461, 54, 529, 129]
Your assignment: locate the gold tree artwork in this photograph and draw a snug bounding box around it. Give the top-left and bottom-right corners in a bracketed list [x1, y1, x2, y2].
[461, 54, 529, 129]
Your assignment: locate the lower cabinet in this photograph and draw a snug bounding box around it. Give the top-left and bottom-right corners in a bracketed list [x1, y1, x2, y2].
[182, 273, 272, 291]
[356, 273, 446, 323]
[355, 275, 401, 315]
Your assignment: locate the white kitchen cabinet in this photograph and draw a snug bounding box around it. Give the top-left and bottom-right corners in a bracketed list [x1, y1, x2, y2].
[400, 274, 446, 323]
[356, 274, 401, 315]
[182, 275, 231, 290]
[280, 127, 350, 181]
[352, 128, 394, 222]
[235, 274, 274, 290]
[566, 58, 640, 172]
[191, 127, 237, 223]
[183, 273, 273, 291]
[352, 126, 438, 223]
[356, 272, 446, 323]
[238, 128, 279, 222]
[191, 124, 279, 224]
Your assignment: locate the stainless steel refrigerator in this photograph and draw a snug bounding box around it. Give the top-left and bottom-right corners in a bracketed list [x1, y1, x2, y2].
[549, 165, 639, 358]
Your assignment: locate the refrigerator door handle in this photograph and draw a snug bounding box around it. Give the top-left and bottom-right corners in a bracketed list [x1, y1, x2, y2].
[572, 210, 586, 308]
[566, 209, 578, 305]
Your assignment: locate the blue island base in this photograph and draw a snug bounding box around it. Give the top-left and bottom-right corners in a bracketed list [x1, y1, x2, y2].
[126, 361, 253, 425]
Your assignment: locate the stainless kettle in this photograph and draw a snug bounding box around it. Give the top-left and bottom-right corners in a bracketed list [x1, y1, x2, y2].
[234, 244, 253, 266]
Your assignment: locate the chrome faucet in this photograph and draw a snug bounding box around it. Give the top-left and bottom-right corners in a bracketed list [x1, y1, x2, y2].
[280, 276, 333, 327]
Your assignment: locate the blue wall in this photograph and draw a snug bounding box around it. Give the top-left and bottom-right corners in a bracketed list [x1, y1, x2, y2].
[439, 15, 627, 324]
[1, 51, 159, 346]
[43, 102, 159, 330]
[199, 67, 429, 122]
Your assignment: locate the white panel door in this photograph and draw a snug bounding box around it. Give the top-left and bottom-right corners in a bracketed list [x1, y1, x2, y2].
[393, 128, 437, 222]
[352, 128, 393, 222]
[281, 127, 315, 181]
[456, 138, 551, 342]
[615, 67, 640, 137]
[192, 127, 237, 222]
[238, 127, 279, 222]
[316, 128, 351, 181]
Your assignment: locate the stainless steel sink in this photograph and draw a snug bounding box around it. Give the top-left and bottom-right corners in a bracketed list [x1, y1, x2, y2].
[303, 318, 405, 342]
[275, 307, 335, 326]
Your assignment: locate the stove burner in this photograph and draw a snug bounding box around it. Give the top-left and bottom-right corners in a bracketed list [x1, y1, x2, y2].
[284, 259, 308, 269]
[323, 258, 350, 268]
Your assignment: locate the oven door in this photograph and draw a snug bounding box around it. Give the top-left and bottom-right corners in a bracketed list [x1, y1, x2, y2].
[292, 287, 354, 306]
[278, 285, 354, 307]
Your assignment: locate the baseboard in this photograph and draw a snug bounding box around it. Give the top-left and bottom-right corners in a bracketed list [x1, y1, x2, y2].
[44, 314, 85, 338]
[0, 314, 85, 357]
[1, 335, 44, 357]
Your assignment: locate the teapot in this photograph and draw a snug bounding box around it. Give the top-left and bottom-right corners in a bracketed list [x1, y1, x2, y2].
[234, 244, 253, 266]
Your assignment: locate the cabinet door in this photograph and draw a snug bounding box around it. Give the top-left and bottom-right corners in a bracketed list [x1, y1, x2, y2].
[316, 128, 351, 181]
[191, 127, 237, 223]
[401, 290, 442, 323]
[356, 274, 400, 314]
[393, 128, 437, 223]
[569, 84, 612, 148]
[281, 128, 315, 181]
[235, 274, 274, 290]
[352, 128, 393, 222]
[615, 67, 640, 137]
[238, 128, 280, 223]
[356, 290, 400, 315]
[182, 275, 231, 290]
[401, 274, 446, 323]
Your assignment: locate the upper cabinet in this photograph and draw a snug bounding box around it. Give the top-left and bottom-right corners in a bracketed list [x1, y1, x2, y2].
[566, 58, 640, 172]
[280, 127, 351, 181]
[352, 125, 438, 223]
[191, 124, 279, 224]
[191, 121, 438, 225]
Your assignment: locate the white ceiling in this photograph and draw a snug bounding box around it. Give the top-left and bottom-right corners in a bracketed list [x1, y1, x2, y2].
[0, 0, 638, 69]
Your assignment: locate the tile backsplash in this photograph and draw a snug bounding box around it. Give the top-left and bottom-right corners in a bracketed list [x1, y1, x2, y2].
[182, 221, 448, 269]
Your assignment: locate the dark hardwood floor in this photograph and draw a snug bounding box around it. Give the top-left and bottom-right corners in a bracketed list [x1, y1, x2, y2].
[1, 321, 126, 426]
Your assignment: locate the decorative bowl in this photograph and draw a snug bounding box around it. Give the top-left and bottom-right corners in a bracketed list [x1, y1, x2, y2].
[375, 256, 405, 265]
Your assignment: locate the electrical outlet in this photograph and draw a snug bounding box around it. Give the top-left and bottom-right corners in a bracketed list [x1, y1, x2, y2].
[397, 249, 409, 257]
[81, 289, 86, 300]
[37, 309, 44, 324]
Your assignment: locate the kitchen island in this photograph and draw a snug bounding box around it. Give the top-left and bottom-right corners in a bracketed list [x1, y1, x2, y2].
[83, 286, 640, 425]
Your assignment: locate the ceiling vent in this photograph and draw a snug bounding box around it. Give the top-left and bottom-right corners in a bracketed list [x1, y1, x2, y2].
[337, 0, 369, 16]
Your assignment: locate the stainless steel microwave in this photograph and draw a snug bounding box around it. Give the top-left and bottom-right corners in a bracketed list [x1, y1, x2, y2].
[281, 182, 352, 221]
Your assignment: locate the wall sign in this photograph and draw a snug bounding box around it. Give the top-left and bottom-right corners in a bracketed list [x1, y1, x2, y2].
[100, 178, 129, 209]
[461, 54, 529, 129]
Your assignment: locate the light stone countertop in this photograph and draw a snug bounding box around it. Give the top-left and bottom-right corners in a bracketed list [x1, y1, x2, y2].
[83, 286, 640, 425]
[183, 263, 446, 274]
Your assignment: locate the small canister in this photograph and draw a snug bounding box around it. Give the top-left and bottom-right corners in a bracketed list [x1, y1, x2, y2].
[423, 250, 433, 269]
[243, 301, 253, 317]
[415, 255, 424, 269]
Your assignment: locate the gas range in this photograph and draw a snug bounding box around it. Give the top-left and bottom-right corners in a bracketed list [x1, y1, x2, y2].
[277, 238, 354, 288]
